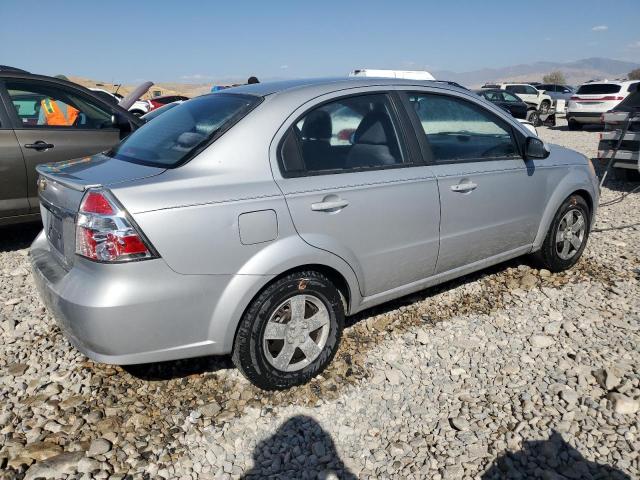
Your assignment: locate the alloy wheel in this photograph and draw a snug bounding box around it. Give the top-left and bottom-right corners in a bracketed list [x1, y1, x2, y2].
[555, 209, 586, 260]
[262, 294, 330, 372]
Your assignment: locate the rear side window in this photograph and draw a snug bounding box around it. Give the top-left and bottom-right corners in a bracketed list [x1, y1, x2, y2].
[576, 84, 621, 94]
[505, 85, 525, 94]
[108, 93, 259, 168]
[407, 93, 518, 163]
[280, 94, 407, 176]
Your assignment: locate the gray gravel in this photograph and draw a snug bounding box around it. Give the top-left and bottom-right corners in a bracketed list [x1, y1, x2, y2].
[1, 119, 639, 479]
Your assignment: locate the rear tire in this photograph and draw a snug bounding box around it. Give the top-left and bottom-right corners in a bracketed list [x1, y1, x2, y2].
[534, 195, 590, 272]
[232, 271, 344, 390]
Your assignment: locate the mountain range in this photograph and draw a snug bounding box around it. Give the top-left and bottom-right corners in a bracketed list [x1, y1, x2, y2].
[433, 57, 640, 87]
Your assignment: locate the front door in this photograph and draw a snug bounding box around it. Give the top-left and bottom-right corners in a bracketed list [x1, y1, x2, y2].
[3, 79, 122, 212]
[275, 92, 440, 297]
[403, 91, 547, 273]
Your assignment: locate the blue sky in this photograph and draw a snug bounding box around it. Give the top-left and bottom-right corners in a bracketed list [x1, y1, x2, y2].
[2, 0, 639, 83]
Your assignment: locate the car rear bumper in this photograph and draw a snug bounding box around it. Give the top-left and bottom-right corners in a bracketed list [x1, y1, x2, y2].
[29, 231, 265, 364]
[566, 112, 603, 124]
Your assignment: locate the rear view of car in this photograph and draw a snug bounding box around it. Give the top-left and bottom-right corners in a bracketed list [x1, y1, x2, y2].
[567, 80, 640, 130]
[148, 95, 189, 111]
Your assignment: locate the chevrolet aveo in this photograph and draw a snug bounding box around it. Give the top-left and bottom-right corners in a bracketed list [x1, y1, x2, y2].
[31, 78, 599, 390]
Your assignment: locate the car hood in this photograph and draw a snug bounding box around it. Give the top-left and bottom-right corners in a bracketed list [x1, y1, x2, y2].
[36, 153, 165, 192]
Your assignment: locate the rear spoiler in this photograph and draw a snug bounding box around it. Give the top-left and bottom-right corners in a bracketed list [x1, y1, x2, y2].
[36, 162, 101, 192]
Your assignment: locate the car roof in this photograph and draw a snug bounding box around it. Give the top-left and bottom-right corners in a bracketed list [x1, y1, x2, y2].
[225, 76, 470, 98]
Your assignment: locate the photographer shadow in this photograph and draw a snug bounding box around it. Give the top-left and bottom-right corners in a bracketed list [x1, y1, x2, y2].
[242, 415, 357, 479]
[482, 430, 630, 480]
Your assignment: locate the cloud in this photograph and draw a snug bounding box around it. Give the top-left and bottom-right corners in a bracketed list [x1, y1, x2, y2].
[591, 25, 608, 32]
[180, 74, 213, 81]
[628, 40, 640, 48]
[280, 65, 289, 70]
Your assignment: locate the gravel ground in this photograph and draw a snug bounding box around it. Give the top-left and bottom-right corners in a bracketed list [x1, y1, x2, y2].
[1, 119, 639, 480]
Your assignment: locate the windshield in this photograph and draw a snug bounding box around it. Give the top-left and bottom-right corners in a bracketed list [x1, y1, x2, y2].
[576, 84, 621, 95]
[107, 93, 260, 168]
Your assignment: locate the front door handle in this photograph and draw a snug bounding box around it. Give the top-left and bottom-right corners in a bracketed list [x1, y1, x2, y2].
[24, 141, 55, 151]
[311, 199, 349, 212]
[450, 182, 478, 193]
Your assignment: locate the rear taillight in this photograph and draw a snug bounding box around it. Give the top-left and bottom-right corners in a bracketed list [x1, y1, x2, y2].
[75, 189, 156, 262]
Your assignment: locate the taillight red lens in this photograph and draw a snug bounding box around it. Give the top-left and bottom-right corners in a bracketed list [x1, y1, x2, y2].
[75, 189, 156, 262]
[80, 191, 114, 215]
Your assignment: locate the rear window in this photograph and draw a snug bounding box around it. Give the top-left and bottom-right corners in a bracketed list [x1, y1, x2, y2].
[107, 93, 260, 168]
[576, 84, 621, 95]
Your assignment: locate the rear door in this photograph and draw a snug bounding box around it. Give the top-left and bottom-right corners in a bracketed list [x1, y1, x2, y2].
[274, 91, 441, 297]
[2, 78, 129, 212]
[401, 90, 547, 274]
[0, 89, 29, 219]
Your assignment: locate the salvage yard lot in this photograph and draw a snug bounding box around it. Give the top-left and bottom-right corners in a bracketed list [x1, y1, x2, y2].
[0, 120, 638, 479]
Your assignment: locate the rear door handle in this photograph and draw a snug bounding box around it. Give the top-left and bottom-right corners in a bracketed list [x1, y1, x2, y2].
[311, 199, 349, 212]
[450, 182, 478, 193]
[24, 141, 55, 151]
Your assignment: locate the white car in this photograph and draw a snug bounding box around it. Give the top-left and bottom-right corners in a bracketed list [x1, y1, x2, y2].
[482, 83, 553, 113]
[89, 88, 151, 116]
[566, 80, 640, 130]
[349, 69, 435, 80]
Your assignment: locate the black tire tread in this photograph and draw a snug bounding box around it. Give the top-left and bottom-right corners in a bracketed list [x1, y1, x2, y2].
[232, 270, 344, 390]
[534, 194, 590, 272]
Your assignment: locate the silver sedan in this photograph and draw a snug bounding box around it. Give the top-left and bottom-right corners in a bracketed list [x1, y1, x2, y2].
[30, 77, 599, 390]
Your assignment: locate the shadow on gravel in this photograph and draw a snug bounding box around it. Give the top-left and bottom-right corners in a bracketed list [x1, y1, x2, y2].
[0, 222, 41, 253]
[482, 431, 630, 480]
[241, 415, 357, 479]
[123, 355, 234, 381]
[547, 124, 605, 132]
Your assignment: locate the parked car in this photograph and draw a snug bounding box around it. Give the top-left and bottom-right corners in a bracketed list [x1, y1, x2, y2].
[536, 83, 575, 112]
[140, 100, 184, 121]
[0, 69, 144, 226]
[89, 88, 151, 116]
[597, 87, 640, 180]
[31, 77, 598, 390]
[148, 94, 189, 111]
[475, 89, 540, 132]
[566, 80, 640, 130]
[475, 88, 529, 119]
[349, 69, 435, 80]
[482, 83, 554, 113]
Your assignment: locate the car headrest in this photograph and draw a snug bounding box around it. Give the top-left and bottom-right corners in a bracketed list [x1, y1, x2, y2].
[353, 110, 394, 145]
[301, 110, 332, 140]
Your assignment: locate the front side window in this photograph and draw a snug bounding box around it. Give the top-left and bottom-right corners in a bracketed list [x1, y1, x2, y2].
[108, 93, 259, 168]
[6, 81, 112, 129]
[281, 94, 406, 175]
[502, 91, 521, 103]
[524, 86, 538, 95]
[407, 93, 518, 163]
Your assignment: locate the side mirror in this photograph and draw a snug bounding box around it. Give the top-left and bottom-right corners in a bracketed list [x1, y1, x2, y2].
[525, 137, 550, 159]
[111, 112, 132, 138]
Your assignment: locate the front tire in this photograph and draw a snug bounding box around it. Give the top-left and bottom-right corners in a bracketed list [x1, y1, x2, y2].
[539, 100, 551, 114]
[534, 195, 590, 272]
[232, 271, 344, 390]
[527, 110, 540, 127]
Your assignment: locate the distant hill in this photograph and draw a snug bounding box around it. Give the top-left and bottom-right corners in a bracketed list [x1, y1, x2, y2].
[67, 57, 640, 99]
[433, 57, 640, 87]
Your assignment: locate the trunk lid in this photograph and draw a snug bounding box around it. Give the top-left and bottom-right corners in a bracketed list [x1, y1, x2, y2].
[36, 153, 165, 268]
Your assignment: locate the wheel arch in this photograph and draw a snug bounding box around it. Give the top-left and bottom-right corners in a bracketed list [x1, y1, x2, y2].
[532, 174, 597, 251]
[209, 236, 363, 354]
